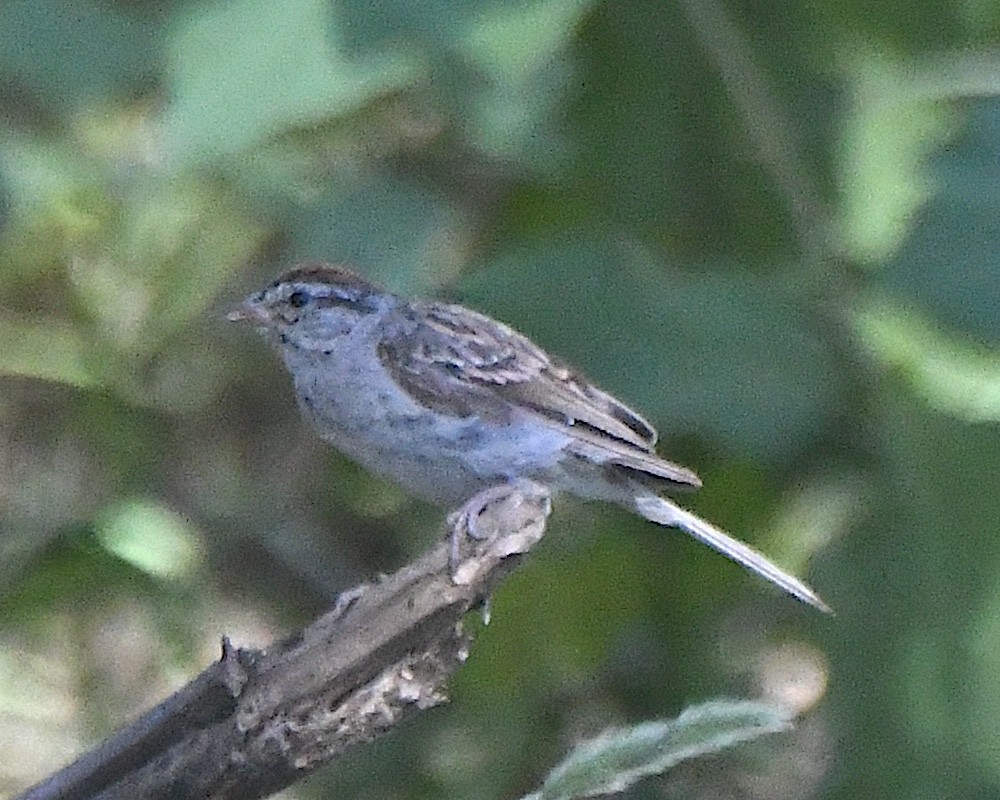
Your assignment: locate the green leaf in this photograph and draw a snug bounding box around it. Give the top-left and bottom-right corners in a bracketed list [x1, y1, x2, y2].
[837, 50, 961, 264]
[95, 499, 202, 580]
[0, 0, 159, 111]
[456, 0, 595, 163]
[162, 0, 418, 166]
[0, 315, 95, 386]
[853, 296, 1000, 422]
[523, 700, 792, 800]
[877, 99, 1000, 341]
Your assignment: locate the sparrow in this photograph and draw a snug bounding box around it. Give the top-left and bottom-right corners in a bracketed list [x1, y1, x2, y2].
[229, 263, 827, 611]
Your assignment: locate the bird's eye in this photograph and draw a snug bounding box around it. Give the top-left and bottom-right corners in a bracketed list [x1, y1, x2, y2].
[288, 290, 310, 308]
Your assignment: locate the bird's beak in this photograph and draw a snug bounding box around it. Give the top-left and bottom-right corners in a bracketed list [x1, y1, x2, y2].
[227, 300, 269, 325]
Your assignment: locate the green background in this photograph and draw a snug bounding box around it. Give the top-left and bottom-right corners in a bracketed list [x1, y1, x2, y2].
[2, 1, 999, 797]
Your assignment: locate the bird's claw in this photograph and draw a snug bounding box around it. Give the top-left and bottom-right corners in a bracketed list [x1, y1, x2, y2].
[447, 479, 552, 579]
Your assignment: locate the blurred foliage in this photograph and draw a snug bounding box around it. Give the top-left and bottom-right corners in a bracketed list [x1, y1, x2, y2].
[522, 700, 793, 800]
[0, 0, 998, 798]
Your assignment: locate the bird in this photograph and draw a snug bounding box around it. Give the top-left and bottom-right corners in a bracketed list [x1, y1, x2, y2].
[228, 263, 827, 611]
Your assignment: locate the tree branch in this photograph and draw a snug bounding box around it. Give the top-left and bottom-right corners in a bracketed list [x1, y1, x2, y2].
[18, 482, 552, 800]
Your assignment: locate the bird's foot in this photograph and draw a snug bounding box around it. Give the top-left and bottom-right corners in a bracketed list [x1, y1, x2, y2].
[447, 479, 552, 582]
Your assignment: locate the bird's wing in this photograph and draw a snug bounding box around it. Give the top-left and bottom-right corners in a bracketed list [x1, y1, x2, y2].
[378, 301, 701, 489]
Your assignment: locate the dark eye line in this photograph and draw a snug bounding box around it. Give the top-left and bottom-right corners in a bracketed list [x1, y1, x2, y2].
[283, 286, 377, 314]
[317, 293, 377, 314]
[284, 286, 352, 308]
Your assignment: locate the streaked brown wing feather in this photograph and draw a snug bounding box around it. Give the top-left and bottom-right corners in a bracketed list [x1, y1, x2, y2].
[378, 301, 701, 489]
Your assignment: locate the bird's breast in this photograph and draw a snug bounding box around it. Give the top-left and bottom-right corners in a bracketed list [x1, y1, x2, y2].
[285, 342, 571, 505]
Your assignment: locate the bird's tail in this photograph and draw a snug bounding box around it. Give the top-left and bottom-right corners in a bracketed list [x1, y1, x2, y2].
[634, 493, 829, 612]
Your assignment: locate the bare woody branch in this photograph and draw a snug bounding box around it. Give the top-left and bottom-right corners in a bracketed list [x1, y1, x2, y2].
[18, 482, 552, 800]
